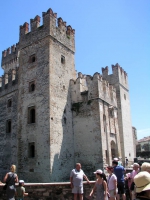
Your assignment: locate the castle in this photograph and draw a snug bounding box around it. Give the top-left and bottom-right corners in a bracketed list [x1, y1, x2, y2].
[0, 8, 135, 182]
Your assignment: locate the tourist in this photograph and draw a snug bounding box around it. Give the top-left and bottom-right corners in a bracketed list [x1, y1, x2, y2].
[124, 173, 132, 200]
[89, 169, 108, 200]
[130, 163, 139, 200]
[125, 157, 128, 167]
[70, 163, 90, 200]
[106, 166, 117, 200]
[3, 164, 18, 200]
[141, 162, 150, 173]
[134, 171, 150, 200]
[112, 160, 126, 200]
[16, 180, 28, 200]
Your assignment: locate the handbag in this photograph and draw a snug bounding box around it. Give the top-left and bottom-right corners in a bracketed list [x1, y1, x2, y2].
[3, 183, 7, 190]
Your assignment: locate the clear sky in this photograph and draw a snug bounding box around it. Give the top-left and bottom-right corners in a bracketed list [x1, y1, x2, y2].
[0, 0, 149, 140]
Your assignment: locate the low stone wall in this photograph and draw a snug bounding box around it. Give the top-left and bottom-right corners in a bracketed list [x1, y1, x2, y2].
[0, 181, 95, 200]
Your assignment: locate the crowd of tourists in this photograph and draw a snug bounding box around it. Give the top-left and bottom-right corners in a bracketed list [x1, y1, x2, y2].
[70, 160, 150, 200]
[1, 160, 150, 200]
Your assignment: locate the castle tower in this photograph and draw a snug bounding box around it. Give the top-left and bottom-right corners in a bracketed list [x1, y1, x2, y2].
[102, 64, 134, 164]
[17, 9, 76, 182]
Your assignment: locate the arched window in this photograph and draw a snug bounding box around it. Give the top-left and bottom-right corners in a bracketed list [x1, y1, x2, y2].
[29, 81, 35, 92]
[61, 55, 65, 64]
[28, 107, 35, 124]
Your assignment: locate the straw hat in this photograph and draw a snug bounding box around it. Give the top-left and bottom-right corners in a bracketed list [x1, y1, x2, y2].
[134, 171, 150, 193]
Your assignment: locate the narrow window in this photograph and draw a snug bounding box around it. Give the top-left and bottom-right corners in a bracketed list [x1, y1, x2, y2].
[29, 54, 36, 63]
[7, 99, 12, 108]
[64, 117, 66, 124]
[6, 120, 11, 133]
[103, 114, 106, 132]
[29, 81, 35, 92]
[28, 107, 35, 124]
[29, 143, 35, 158]
[61, 55, 65, 64]
[124, 94, 126, 100]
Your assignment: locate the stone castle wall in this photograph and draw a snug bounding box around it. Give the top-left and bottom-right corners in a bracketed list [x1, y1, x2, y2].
[0, 8, 135, 182]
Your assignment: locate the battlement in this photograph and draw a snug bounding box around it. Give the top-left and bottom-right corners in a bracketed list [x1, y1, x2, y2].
[0, 67, 18, 94]
[102, 63, 128, 89]
[19, 8, 75, 52]
[1, 43, 19, 72]
[70, 72, 117, 107]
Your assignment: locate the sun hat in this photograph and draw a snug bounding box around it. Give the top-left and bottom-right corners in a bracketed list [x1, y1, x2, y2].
[134, 171, 150, 193]
[93, 169, 103, 174]
[19, 180, 24, 183]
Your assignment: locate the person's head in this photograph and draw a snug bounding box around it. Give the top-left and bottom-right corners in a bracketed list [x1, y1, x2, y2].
[19, 180, 24, 186]
[76, 163, 81, 171]
[134, 171, 150, 198]
[141, 162, 150, 173]
[94, 169, 107, 182]
[112, 160, 118, 166]
[10, 165, 16, 173]
[106, 166, 114, 174]
[113, 157, 119, 161]
[133, 163, 139, 171]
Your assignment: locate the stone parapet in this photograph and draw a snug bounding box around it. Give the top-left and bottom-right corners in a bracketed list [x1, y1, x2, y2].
[0, 181, 95, 200]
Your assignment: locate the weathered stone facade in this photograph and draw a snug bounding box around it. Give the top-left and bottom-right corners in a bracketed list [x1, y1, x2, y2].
[0, 8, 135, 182]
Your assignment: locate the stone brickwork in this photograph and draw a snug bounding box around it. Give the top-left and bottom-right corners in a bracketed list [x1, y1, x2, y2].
[0, 181, 95, 200]
[0, 8, 135, 182]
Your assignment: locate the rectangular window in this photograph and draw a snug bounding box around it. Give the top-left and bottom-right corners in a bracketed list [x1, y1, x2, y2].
[6, 119, 11, 133]
[28, 142, 35, 158]
[7, 99, 12, 108]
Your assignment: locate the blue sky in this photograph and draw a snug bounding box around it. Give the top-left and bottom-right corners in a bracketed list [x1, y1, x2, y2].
[0, 0, 150, 140]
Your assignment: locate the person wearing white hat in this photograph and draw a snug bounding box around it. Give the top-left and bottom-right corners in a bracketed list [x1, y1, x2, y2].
[89, 169, 108, 200]
[16, 180, 28, 200]
[134, 171, 150, 200]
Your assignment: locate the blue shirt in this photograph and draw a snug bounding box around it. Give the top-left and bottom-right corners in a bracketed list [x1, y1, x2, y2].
[113, 165, 125, 182]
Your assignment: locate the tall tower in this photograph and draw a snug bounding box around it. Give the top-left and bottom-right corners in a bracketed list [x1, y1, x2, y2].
[102, 64, 134, 164]
[17, 8, 76, 182]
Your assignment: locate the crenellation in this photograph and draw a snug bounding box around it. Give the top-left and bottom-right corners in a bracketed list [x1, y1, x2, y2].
[71, 72, 117, 107]
[30, 15, 41, 31]
[19, 8, 75, 52]
[102, 66, 108, 76]
[0, 68, 18, 93]
[20, 22, 29, 35]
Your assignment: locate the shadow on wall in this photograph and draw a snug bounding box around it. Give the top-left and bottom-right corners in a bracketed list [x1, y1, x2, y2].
[50, 83, 75, 182]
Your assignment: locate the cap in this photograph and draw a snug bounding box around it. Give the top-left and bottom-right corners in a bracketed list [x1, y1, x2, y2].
[93, 169, 103, 174]
[19, 180, 24, 183]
